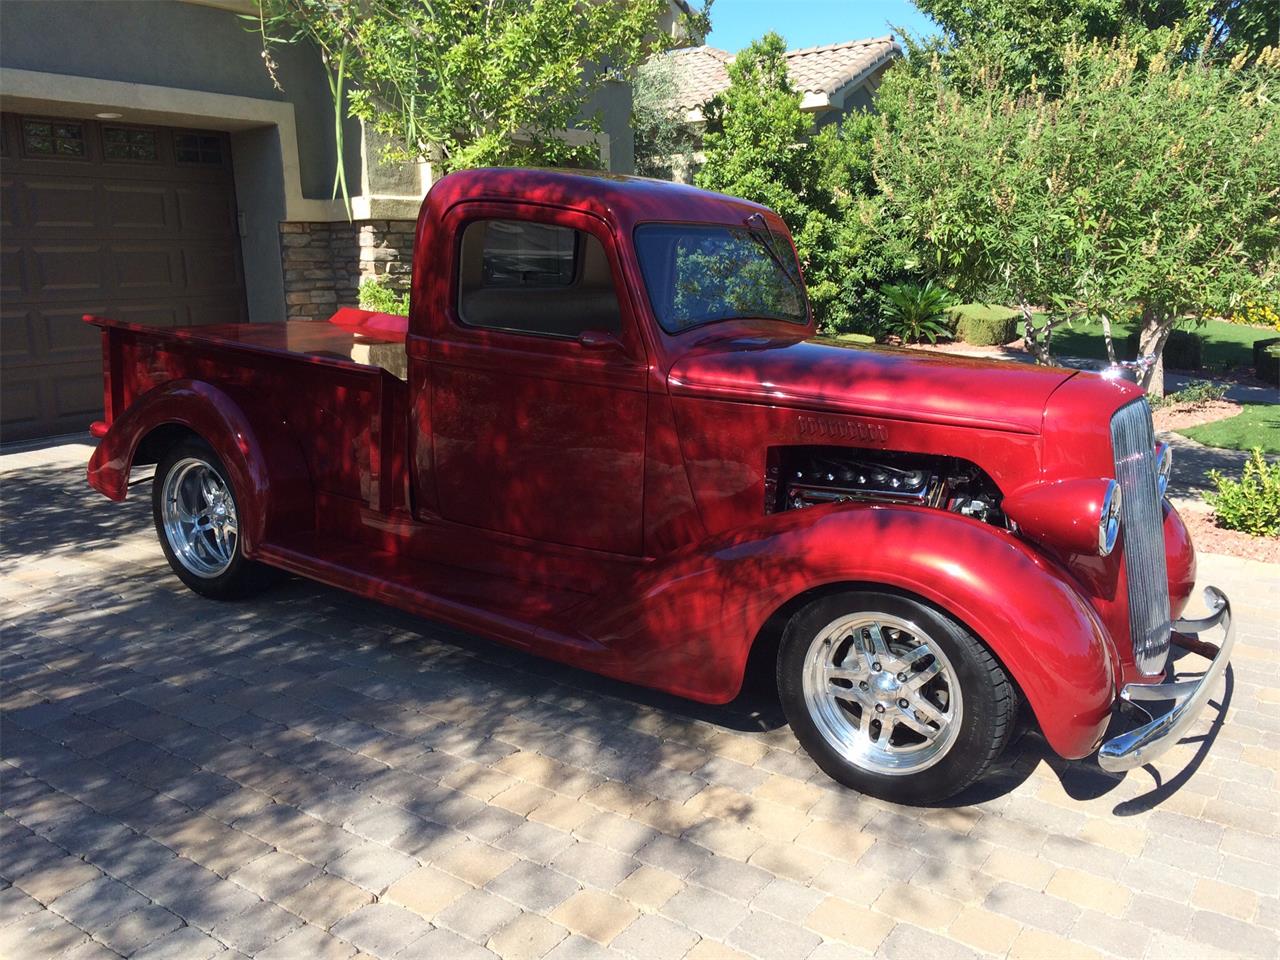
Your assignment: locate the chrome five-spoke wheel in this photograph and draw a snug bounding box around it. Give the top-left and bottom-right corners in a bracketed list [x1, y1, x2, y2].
[160, 457, 239, 578]
[778, 589, 1015, 804]
[802, 613, 962, 775]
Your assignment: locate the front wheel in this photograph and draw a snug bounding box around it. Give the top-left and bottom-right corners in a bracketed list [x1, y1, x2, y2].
[152, 437, 275, 600]
[778, 590, 1015, 805]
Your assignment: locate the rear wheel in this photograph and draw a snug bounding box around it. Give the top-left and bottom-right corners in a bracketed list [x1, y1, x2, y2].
[778, 589, 1015, 805]
[151, 438, 274, 600]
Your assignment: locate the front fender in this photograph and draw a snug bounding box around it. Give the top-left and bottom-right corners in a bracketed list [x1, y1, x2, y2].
[87, 379, 311, 554]
[575, 503, 1117, 760]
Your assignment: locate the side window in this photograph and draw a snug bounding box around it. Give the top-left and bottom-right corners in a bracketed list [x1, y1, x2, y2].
[458, 219, 622, 338]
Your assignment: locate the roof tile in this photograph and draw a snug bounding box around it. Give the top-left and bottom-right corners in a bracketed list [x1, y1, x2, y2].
[651, 36, 901, 113]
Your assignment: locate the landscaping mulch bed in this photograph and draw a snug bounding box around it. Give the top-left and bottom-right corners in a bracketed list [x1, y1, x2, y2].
[1152, 399, 1241, 433]
[1173, 498, 1280, 563]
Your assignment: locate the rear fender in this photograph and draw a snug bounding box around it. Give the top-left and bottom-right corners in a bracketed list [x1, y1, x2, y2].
[86, 379, 311, 554]
[576, 503, 1117, 760]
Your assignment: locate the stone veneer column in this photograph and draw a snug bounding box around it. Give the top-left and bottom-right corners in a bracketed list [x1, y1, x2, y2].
[279, 219, 416, 321]
[357, 220, 416, 295]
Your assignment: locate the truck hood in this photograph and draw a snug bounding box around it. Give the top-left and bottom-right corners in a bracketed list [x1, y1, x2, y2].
[667, 334, 1077, 434]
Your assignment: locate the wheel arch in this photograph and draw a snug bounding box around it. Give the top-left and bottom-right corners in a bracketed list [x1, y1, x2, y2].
[133, 422, 203, 467]
[743, 578, 1029, 721]
[579, 502, 1117, 760]
[87, 378, 313, 553]
[745, 511, 1115, 760]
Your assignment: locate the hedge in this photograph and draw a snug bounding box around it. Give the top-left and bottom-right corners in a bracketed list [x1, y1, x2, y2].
[949, 303, 1020, 346]
[1255, 337, 1280, 385]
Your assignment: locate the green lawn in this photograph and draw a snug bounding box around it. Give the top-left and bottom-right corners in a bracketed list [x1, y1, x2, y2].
[1179, 404, 1280, 455]
[1036, 316, 1272, 372]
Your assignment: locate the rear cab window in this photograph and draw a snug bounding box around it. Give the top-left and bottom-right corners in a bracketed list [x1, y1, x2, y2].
[458, 219, 622, 338]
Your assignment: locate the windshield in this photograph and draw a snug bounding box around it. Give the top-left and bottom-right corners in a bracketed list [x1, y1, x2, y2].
[634, 223, 809, 334]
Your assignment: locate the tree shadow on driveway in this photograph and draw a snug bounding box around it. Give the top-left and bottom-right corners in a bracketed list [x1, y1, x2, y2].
[1, 440, 1245, 958]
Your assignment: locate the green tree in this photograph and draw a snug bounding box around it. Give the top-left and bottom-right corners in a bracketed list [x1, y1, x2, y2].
[874, 40, 1280, 394]
[256, 0, 668, 175]
[695, 33, 892, 331]
[915, 0, 1279, 89]
[696, 34, 816, 225]
[633, 54, 698, 180]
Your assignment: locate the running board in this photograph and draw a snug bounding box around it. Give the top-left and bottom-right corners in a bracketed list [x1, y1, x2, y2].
[254, 535, 602, 654]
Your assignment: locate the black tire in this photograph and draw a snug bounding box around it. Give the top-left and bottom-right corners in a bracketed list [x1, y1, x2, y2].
[777, 589, 1015, 805]
[151, 437, 276, 600]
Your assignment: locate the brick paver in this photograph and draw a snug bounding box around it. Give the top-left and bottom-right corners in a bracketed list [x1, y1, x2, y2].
[1, 440, 1278, 959]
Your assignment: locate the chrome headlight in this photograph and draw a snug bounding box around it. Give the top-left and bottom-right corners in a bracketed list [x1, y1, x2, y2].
[1155, 442, 1172, 497]
[1099, 480, 1122, 556]
[1003, 477, 1127, 557]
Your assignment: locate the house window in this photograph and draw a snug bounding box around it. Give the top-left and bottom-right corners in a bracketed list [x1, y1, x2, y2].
[175, 132, 223, 164]
[22, 118, 86, 158]
[458, 218, 621, 337]
[103, 126, 158, 162]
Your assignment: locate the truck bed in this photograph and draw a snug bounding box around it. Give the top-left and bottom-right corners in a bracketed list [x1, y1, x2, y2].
[86, 308, 412, 514]
[86, 307, 409, 379]
[85, 306, 610, 647]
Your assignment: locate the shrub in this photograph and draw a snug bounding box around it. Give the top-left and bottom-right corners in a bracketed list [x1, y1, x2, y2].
[1123, 330, 1203, 370]
[1207, 448, 1280, 537]
[879, 281, 955, 344]
[949, 303, 1020, 346]
[1224, 299, 1280, 331]
[1152, 379, 1227, 408]
[1255, 337, 1280, 385]
[259, 0, 667, 176]
[633, 54, 697, 180]
[358, 276, 410, 315]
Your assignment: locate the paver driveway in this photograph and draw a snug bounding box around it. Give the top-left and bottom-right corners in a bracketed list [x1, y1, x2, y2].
[2, 440, 1278, 960]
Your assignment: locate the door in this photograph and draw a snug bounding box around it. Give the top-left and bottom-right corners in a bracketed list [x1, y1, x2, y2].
[424, 203, 649, 555]
[0, 114, 247, 441]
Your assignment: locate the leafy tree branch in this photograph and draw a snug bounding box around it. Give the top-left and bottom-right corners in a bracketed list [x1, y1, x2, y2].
[873, 37, 1280, 392]
[255, 0, 671, 179]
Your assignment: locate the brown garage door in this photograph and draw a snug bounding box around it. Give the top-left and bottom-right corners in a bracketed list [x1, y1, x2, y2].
[1, 114, 248, 441]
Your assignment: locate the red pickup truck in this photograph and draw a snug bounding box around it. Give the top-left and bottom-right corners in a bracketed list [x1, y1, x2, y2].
[86, 168, 1232, 804]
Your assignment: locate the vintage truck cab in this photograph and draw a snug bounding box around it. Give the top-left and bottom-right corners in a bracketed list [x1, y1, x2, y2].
[85, 168, 1232, 804]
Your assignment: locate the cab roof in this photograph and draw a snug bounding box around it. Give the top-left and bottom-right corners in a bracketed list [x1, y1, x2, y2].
[421, 167, 780, 233]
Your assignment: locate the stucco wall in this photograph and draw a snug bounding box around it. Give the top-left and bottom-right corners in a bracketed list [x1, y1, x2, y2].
[585, 79, 635, 175]
[0, 0, 359, 199]
[1, 0, 639, 327]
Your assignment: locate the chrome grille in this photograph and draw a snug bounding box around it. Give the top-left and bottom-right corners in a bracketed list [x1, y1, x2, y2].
[1111, 399, 1171, 676]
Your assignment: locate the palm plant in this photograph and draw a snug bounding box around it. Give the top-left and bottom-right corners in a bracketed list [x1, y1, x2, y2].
[878, 281, 956, 344]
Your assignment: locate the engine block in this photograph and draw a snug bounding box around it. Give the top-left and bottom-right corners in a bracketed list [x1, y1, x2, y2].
[766, 446, 1005, 526]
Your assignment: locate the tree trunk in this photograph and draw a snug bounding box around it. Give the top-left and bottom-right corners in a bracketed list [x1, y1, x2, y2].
[1147, 350, 1165, 397]
[1020, 301, 1053, 365]
[1137, 308, 1173, 397]
[1099, 313, 1117, 364]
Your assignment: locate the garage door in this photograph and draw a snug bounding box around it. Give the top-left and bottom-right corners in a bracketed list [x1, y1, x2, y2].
[1, 114, 248, 441]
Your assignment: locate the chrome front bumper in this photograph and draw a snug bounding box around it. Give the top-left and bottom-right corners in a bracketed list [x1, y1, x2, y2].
[1098, 587, 1234, 773]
